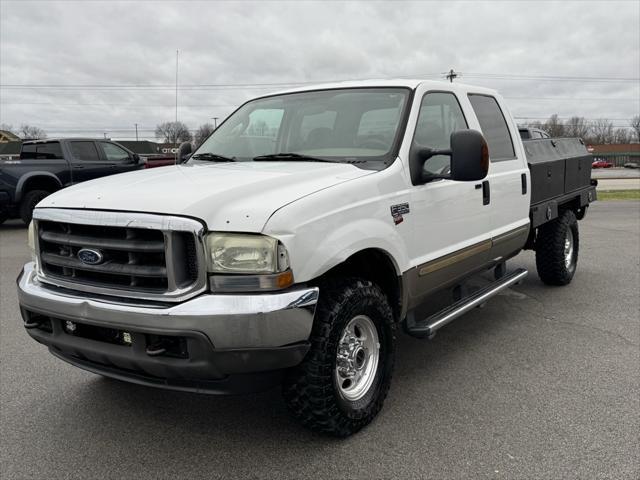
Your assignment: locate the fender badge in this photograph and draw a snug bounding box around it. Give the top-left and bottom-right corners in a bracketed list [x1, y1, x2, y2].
[390, 203, 410, 225]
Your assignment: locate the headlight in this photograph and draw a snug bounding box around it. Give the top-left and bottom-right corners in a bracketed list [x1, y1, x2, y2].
[206, 233, 289, 273]
[27, 221, 37, 263]
[205, 233, 293, 292]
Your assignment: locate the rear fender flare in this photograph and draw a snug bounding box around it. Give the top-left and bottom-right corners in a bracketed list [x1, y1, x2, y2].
[16, 172, 62, 203]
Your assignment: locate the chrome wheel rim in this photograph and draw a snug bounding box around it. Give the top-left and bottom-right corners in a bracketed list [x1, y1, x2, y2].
[564, 228, 574, 269]
[335, 315, 380, 402]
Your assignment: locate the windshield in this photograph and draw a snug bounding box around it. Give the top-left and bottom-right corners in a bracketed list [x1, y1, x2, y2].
[193, 88, 410, 163]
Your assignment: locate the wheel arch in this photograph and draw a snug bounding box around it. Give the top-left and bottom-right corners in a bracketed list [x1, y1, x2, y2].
[16, 173, 62, 202]
[316, 247, 407, 322]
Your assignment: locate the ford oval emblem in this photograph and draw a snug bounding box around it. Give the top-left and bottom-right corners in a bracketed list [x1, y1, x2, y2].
[77, 248, 104, 265]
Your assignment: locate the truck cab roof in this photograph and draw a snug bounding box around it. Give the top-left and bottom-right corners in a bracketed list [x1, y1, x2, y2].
[272, 78, 500, 97]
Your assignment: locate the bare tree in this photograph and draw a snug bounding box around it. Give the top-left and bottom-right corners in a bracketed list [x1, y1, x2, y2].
[613, 128, 631, 144]
[590, 119, 615, 144]
[564, 116, 590, 140]
[155, 121, 192, 145]
[543, 114, 565, 138]
[18, 124, 47, 140]
[0, 123, 15, 133]
[631, 115, 640, 143]
[194, 123, 215, 148]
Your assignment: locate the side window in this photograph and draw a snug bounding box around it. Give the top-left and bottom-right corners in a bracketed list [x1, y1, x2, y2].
[468, 94, 515, 161]
[20, 141, 63, 159]
[357, 106, 401, 138]
[412, 92, 468, 175]
[299, 110, 337, 149]
[100, 142, 130, 162]
[519, 129, 531, 140]
[70, 141, 100, 161]
[244, 109, 284, 138]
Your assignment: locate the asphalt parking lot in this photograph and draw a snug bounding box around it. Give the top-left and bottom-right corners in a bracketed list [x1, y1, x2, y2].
[1, 201, 639, 480]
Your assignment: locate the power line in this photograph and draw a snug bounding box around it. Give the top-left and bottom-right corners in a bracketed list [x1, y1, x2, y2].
[0, 102, 237, 107]
[1, 73, 637, 91]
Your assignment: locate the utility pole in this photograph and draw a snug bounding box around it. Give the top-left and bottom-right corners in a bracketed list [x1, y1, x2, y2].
[175, 49, 179, 164]
[175, 50, 179, 125]
[211, 117, 219, 129]
[134, 123, 138, 141]
[103, 132, 107, 139]
[445, 69, 459, 83]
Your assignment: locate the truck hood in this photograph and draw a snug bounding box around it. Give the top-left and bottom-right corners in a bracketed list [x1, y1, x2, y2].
[38, 161, 374, 231]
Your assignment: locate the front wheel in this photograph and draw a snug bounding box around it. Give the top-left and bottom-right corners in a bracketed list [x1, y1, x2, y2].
[282, 278, 396, 437]
[535, 210, 579, 285]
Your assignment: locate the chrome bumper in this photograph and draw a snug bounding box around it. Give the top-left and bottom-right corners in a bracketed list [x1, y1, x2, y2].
[17, 262, 318, 349]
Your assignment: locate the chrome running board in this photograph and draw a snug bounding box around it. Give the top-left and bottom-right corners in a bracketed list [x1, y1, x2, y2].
[405, 268, 528, 339]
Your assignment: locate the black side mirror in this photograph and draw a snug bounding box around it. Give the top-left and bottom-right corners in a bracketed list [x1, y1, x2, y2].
[449, 130, 489, 181]
[414, 129, 489, 183]
[132, 153, 140, 164]
[178, 142, 193, 163]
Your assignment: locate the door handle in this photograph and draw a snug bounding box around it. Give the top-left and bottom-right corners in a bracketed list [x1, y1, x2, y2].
[482, 180, 490, 205]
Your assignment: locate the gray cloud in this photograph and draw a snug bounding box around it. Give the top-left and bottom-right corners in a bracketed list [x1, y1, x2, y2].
[1, 0, 638, 140]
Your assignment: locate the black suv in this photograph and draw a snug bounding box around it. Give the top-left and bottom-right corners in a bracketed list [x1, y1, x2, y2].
[0, 138, 141, 224]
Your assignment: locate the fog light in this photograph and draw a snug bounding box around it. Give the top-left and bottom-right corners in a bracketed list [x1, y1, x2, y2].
[64, 320, 76, 333]
[122, 332, 132, 345]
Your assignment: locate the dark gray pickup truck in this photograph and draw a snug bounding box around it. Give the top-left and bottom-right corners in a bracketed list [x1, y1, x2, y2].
[0, 138, 141, 224]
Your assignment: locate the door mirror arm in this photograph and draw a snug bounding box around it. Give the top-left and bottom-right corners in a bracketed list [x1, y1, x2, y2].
[178, 142, 193, 164]
[416, 147, 452, 184]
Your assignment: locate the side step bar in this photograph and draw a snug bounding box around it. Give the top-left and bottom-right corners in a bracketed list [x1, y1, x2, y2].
[405, 268, 528, 339]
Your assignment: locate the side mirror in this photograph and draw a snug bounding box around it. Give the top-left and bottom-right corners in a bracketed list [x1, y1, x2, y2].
[414, 129, 489, 183]
[178, 142, 193, 163]
[132, 153, 141, 164]
[449, 130, 489, 181]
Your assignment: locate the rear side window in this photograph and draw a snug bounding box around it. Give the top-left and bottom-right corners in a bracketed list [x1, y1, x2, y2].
[468, 94, 515, 161]
[20, 141, 63, 159]
[70, 141, 100, 161]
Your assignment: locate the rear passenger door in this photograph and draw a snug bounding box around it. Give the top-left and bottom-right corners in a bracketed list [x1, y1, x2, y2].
[68, 140, 111, 183]
[466, 94, 530, 256]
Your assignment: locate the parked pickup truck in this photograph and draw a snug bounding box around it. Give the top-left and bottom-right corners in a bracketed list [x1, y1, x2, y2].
[0, 138, 141, 224]
[17, 80, 595, 437]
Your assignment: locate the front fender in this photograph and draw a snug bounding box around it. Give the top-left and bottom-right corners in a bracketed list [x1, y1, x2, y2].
[286, 217, 410, 282]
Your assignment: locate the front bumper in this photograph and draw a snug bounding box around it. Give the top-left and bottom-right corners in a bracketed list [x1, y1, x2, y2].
[17, 262, 319, 393]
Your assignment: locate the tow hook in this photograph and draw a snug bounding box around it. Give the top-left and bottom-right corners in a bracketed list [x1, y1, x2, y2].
[145, 344, 168, 356]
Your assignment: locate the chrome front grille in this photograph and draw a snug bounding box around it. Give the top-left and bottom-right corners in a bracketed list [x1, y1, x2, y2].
[33, 209, 206, 302]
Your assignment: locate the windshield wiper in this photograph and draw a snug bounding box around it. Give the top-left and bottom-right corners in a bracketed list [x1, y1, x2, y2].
[253, 153, 337, 163]
[191, 152, 236, 162]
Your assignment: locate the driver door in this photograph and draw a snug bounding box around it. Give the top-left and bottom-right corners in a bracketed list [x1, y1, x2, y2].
[407, 91, 494, 303]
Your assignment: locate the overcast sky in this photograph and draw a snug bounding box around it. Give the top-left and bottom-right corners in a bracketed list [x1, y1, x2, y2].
[1, 0, 639, 141]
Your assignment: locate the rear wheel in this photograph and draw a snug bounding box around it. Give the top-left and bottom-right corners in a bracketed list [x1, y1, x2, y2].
[535, 210, 579, 285]
[282, 278, 395, 437]
[19, 190, 50, 224]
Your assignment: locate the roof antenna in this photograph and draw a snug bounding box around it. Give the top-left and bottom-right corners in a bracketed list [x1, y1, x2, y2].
[444, 69, 460, 83]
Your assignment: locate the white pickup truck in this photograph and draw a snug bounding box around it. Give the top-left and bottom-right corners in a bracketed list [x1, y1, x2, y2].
[18, 80, 596, 436]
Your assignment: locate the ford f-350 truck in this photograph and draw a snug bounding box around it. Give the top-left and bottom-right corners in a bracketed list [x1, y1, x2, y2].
[17, 80, 595, 436]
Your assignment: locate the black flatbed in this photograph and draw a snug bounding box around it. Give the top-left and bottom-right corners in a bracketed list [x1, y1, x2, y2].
[524, 137, 597, 227]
